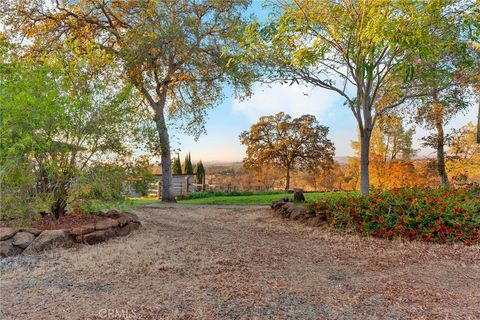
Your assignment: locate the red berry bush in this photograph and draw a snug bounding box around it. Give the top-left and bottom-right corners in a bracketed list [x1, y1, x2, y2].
[308, 187, 480, 245]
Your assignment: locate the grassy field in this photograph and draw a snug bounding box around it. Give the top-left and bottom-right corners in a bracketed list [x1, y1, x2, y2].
[177, 191, 353, 205]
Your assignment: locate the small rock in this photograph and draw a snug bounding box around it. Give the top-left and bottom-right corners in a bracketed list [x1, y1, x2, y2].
[13, 232, 35, 249]
[22, 230, 74, 255]
[125, 212, 139, 223]
[129, 221, 141, 231]
[71, 224, 95, 236]
[0, 227, 18, 241]
[75, 235, 84, 243]
[106, 209, 120, 215]
[95, 218, 119, 230]
[0, 240, 23, 257]
[116, 215, 130, 227]
[19, 228, 42, 236]
[271, 199, 286, 210]
[306, 216, 323, 227]
[83, 228, 115, 245]
[293, 188, 305, 202]
[115, 223, 131, 237]
[281, 203, 295, 218]
[106, 209, 121, 219]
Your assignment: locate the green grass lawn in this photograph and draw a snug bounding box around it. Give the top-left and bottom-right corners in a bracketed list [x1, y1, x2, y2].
[177, 191, 354, 205]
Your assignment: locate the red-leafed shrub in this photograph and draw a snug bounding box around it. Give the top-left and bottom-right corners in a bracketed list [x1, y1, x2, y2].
[308, 187, 480, 245]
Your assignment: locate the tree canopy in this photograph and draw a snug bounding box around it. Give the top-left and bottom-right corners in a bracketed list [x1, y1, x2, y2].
[4, 0, 253, 201]
[241, 0, 478, 195]
[0, 39, 141, 219]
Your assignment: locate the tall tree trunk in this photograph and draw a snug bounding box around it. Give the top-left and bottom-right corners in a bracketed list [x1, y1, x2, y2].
[137, 82, 176, 202]
[435, 121, 449, 187]
[155, 110, 176, 202]
[360, 130, 371, 196]
[154, 86, 176, 202]
[51, 180, 68, 220]
[433, 92, 449, 188]
[285, 166, 290, 191]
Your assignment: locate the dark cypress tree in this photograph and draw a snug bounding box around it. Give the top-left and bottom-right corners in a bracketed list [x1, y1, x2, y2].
[195, 161, 205, 183]
[184, 153, 194, 175]
[172, 154, 182, 175]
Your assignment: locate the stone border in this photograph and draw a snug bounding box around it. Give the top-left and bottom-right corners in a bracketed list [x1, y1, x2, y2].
[271, 199, 325, 227]
[0, 211, 141, 258]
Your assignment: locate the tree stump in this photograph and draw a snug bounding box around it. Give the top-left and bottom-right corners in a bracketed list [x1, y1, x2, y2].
[293, 188, 305, 202]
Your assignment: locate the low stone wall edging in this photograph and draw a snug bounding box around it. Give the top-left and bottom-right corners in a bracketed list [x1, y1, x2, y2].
[0, 211, 141, 258]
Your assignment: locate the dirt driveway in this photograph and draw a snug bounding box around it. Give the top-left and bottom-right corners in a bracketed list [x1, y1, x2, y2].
[0, 204, 479, 320]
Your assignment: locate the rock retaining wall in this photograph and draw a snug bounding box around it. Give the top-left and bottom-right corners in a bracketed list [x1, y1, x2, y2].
[0, 211, 141, 258]
[271, 199, 325, 227]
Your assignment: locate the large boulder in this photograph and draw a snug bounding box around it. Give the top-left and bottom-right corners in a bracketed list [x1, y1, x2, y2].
[22, 229, 74, 255]
[0, 240, 23, 257]
[13, 231, 36, 249]
[0, 227, 18, 241]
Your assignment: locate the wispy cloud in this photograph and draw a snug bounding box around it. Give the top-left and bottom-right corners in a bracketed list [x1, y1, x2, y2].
[232, 83, 345, 123]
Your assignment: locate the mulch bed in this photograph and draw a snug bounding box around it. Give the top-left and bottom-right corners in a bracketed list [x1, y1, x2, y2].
[1, 212, 106, 230]
[34, 212, 106, 230]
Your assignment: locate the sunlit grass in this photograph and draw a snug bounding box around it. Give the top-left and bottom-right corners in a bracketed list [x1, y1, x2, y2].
[177, 191, 355, 205]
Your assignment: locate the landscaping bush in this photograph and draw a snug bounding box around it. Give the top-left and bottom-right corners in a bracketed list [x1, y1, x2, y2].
[308, 187, 480, 245]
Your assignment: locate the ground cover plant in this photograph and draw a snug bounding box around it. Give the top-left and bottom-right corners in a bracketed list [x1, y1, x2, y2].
[308, 187, 480, 245]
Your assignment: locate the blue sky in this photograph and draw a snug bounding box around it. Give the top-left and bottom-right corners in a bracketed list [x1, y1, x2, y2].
[170, 1, 477, 163]
[171, 83, 477, 163]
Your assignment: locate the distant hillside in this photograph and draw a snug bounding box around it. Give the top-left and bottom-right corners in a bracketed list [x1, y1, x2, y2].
[204, 157, 352, 167]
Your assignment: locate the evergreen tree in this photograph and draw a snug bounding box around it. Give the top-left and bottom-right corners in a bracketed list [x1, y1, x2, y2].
[195, 161, 205, 184]
[172, 154, 182, 175]
[184, 153, 194, 175]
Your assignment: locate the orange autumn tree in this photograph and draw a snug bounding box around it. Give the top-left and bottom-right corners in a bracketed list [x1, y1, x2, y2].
[447, 122, 480, 186]
[351, 115, 425, 189]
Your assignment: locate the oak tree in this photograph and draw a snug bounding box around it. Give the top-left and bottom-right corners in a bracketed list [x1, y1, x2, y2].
[240, 112, 335, 190]
[5, 0, 252, 201]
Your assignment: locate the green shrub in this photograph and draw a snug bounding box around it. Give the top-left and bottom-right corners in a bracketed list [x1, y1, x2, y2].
[308, 187, 480, 245]
[72, 165, 126, 201]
